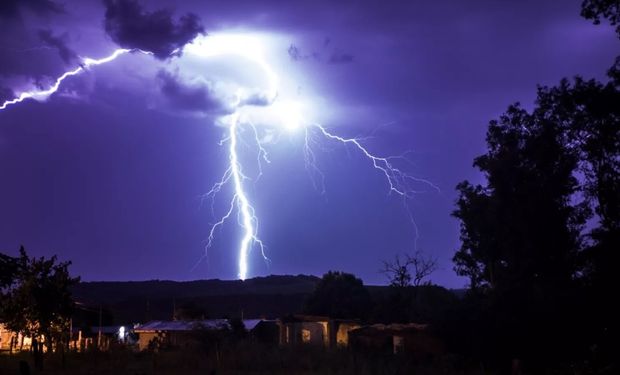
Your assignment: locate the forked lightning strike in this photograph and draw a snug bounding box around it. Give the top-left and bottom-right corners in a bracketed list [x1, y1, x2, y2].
[1, 33, 437, 281]
[305, 124, 440, 198]
[201, 113, 268, 280]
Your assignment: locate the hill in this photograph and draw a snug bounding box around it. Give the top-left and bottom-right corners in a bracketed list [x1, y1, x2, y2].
[71, 275, 320, 324]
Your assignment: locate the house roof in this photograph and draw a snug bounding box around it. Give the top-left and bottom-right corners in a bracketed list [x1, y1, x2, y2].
[89, 326, 125, 334]
[279, 314, 359, 323]
[134, 320, 228, 332]
[349, 323, 429, 336]
[134, 319, 267, 332]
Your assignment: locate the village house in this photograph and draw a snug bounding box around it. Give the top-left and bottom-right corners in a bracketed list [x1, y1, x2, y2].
[134, 319, 270, 351]
[0, 322, 129, 353]
[348, 323, 444, 357]
[277, 315, 361, 348]
[0, 324, 32, 352]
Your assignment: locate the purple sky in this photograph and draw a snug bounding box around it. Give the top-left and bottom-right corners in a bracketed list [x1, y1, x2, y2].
[0, 0, 617, 288]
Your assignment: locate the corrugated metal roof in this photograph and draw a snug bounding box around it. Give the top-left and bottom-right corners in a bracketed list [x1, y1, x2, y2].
[134, 319, 268, 332]
[242, 319, 265, 330]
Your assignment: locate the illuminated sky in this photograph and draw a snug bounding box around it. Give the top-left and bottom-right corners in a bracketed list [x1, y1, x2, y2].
[0, 0, 617, 287]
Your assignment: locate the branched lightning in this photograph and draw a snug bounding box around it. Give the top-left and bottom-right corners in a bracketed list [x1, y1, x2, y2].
[1, 33, 438, 281]
[200, 113, 268, 280]
[301, 123, 440, 244]
[305, 123, 440, 198]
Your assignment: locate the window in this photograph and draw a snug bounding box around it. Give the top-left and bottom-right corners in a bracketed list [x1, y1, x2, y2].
[301, 329, 311, 343]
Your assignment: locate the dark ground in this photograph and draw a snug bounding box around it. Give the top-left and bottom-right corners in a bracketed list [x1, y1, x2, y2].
[0, 344, 480, 375]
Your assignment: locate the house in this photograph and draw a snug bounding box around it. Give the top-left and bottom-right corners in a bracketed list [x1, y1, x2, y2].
[277, 315, 361, 348]
[348, 323, 444, 357]
[0, 324, 32, 352]
[134, 319, 267, 351]
[251, 319, 279, 345]
[79, 325, 133, 351]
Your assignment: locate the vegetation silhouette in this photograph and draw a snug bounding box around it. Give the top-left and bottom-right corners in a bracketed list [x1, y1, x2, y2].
[0, 246, 80, 369]
[449, 14, 619, 368]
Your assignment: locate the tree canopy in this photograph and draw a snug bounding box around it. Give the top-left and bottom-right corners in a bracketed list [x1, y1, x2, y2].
[581, 0, 620, 37]
[0, 246, 80, 354]
[451, 54, 619, 369]
[304, 271, 372, 319]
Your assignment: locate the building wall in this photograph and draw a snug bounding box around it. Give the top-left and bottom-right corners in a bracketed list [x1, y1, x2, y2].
[279, 321, 328, 346]
[0, 325, 32, 351]
[136, 331, 206, 351]
[137, 331, 160, 351]
[279, 320, 360, 348]
[336, 322, 360, 346]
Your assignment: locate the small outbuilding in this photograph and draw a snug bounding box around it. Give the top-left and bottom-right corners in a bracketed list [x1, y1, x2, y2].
[349, 323, 444, 358]
[134, 319, 267, 351]
[277, 315, 360, 348]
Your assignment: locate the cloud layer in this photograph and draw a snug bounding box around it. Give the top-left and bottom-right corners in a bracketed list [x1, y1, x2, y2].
[0, 0, 63, 18]
[38, 29, 78, 65]
[156, 69, 229, 115]
[103, 0, 205, 59]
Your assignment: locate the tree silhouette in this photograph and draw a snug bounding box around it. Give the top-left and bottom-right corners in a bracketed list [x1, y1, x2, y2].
[0, 252, 18, 289]
[304, 271, 372, 319]
[382, 251, 437, 288]
[451, 68, 620, 368]
[581, 0, 620, 37]
[1, 246, 80, 367]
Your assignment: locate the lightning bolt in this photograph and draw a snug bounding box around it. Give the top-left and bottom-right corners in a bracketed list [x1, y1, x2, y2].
[302, 123, 440, 244]
[1, 33, 438, 281]
[0, 49, 152, 110]
[200, 113, 268, 280]
[306, 123, 440, 198]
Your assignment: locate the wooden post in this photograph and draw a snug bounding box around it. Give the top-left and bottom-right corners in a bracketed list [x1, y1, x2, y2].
[98, 305, 102, 350]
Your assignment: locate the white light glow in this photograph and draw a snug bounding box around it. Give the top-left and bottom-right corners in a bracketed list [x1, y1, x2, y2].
[184, 34, 279, 106]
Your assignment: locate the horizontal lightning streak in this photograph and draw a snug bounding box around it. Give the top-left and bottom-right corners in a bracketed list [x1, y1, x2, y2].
[0, 48, 150, 110]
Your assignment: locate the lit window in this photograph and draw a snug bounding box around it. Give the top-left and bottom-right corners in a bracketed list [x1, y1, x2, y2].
[301, 329, 311, 343]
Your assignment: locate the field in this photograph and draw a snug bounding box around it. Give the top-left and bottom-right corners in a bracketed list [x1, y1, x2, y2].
[0, 343, 476, 375]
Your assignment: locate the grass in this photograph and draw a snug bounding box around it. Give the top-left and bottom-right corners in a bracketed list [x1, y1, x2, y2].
[0, 342, 475, 375]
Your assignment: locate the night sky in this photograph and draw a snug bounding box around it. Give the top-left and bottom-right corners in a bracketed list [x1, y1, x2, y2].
[0, 0, 617, 287]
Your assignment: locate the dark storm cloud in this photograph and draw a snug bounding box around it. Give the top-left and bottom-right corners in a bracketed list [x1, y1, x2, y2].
[103, 0, 205, 60]
[287, 44, 318, 61]
[287, 44, 304, 61]
[38, 29, 78, 65]
[287, 42, 353, 64]
[0, 87, 15, 102]
[239, 89, 275, 106]
[0, 0, 63, 18]
[0, 19, 70, 88]
[156, 69, 228, 114]
[328, 51, 354, 64]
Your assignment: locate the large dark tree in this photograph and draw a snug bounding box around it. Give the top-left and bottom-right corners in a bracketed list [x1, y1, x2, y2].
[1, 246, 80, 360]
[452, 59, 619, 369]
[577, 2, 620, 367]
[547, 70, 620, 368]
[0, 252, 18, 289]
[453, 99, 586, 292]
[452, 69, 620, 366]
[581, 0, 620, 37]
[304, 271, 372, 319]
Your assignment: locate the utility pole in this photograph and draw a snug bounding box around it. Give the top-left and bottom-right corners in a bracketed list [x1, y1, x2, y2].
[172, 297, 176, 320]
[98, 305, 102, 350]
